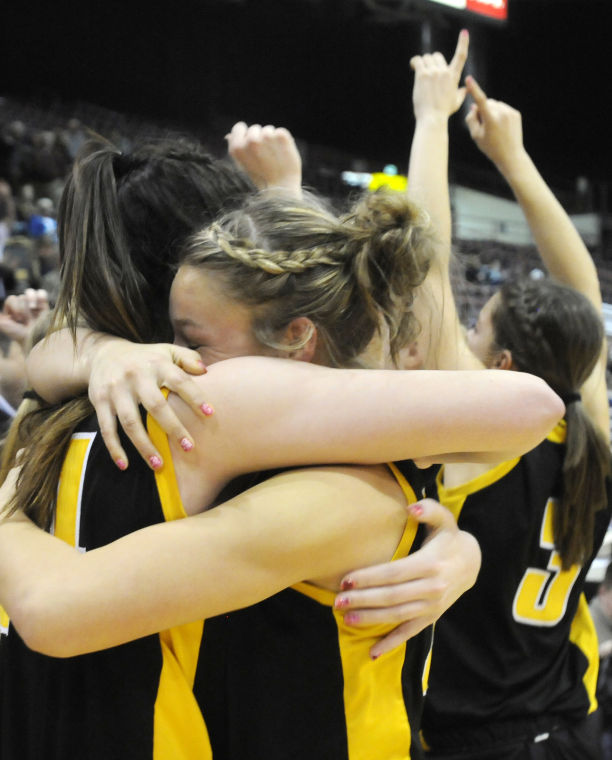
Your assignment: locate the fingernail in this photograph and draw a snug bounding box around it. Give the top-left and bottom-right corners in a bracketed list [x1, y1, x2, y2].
[341, 578, 355, 591]
[410, 503, 424, 517]
[115, 458, 127, 471]
[335, 596, 350, 609]
[461, 28, 468, 36]
[197, 360, 207, 369]
[200, 403, 214, 416]
[371, 652, 380, 661]
[180, 437, 194, 452]
[344, 613, 360, 625]
[149, 455, 163, 470]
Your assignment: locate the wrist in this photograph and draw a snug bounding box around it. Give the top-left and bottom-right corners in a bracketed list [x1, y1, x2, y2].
[414, 111, 450, 129]
[493, 147, 532, 185]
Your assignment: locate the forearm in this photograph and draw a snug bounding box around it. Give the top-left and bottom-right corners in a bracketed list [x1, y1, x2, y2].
[497, 149, 601, 307]
[26, 328, 122, 403]
[1, 466, 404, 657]
[408, 115, 452, 250]
[180, 358, 564, 474]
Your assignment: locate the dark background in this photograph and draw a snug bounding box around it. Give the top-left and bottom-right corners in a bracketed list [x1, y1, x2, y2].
[2, 0, 610, 187]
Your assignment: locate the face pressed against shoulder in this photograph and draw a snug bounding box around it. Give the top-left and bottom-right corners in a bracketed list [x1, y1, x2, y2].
[170, 265, 273, 365]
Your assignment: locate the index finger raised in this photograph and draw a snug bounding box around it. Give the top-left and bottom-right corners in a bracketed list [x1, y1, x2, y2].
[449, 29, 469, 76]
[465, 75, 488, 107]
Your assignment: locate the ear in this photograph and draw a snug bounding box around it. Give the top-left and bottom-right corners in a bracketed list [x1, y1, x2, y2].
[492, 349, 514, 371]
[398, 341, 424, 370]
[283, 317, 318, 363]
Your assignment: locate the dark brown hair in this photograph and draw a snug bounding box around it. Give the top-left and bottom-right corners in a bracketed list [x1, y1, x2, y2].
[1, 137, 254, 528]
[490, 277, 611, 569]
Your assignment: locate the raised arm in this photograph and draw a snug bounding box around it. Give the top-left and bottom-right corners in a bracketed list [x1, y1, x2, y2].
[406, 30, 481, 372]
[465, 76, 608, 436]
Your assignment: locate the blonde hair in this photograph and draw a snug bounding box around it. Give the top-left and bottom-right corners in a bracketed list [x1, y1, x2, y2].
[181, 189, 435, 367]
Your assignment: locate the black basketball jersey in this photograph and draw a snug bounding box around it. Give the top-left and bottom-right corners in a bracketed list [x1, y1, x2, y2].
[421, 421, 611, 752]
[195, 461, 433, 760]
[0, 413, 211, 760]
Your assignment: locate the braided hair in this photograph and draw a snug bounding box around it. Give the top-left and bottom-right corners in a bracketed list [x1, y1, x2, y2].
[180, 189, 434, 368]
[490, 278, 611, 568]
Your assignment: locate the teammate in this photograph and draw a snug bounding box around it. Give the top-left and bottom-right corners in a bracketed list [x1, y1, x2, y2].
[0, 160, 563, 758]
[332, 39, 611, 760]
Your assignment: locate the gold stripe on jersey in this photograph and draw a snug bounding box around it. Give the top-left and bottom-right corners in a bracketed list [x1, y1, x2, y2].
[0, 605, 8, 636]
[147, 412, 211, 760]
[292, 463, 420, 760]
[436, 456, 520, 520]
[55, 433, 96, 548]
[437, 421, 567, 521]
[569, 594, 599, 714]
[547, 418, 567, 445]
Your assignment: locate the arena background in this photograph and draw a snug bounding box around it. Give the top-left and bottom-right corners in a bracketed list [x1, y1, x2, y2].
[2, 0, 611, 183]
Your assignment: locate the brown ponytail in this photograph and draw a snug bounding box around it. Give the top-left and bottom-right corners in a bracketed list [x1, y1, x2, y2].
[491, 278, 611, 568]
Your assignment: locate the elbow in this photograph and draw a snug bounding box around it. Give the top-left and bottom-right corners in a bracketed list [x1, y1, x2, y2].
[536, 378, 565, 430]
[517, 376, 565, 446]
[11, 590, 82, 659]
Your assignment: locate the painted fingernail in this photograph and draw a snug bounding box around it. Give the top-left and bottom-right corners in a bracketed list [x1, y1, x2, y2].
[410, 503, 424, 517]
[180, 437, 194, 452]
[115, 459, 127, 471]
[344, 613, 360, 625]
[335, 596, 350, 609]
[200, 403, 214, 416]
[371, 652, 380, 661]
[197, 360, 207, 369]
[149, 455, 163, 470]
[341, 578, 355, 591]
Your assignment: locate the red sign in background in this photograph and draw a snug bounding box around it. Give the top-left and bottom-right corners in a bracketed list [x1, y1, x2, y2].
[466, 0, 507, 20]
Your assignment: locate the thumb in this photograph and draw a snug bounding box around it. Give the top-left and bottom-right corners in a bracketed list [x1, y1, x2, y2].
[407, 499, 456, 533]
[171, 346, 207, 375]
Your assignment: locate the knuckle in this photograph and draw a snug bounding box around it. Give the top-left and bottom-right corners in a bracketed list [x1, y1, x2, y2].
[120, 416, 142, 433]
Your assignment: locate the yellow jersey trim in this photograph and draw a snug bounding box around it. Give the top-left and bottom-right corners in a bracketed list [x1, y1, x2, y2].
[147, 409, 212, 760]
[294, 462, 419, 759]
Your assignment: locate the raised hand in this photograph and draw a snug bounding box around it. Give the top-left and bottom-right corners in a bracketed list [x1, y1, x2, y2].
[0, 289, 49, 348]
[464, 76, 525, 172]
[410, 29, 469, 121]
[226, 121, 302, 196]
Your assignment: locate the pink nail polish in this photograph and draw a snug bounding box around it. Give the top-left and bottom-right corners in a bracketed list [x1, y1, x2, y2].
[149, 455, 163, 470]
[341, 578, 355, 591]
[200, 403, 214, 416]
[180, 437, 194, 452]
[335, 596, 350, 609]
[115, 459, 127, 471]
[410, 503, 424, 517]
[371, 652, 380, 661]
[344, 613, 360, 625]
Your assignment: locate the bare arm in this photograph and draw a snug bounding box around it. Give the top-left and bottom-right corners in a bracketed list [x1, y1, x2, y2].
[26, 330, 210, 469]
[0, 464, 409, 656]
[166, 357, 563, 494]
[465, 76, 608, 437]
[406, 30, 481, 372]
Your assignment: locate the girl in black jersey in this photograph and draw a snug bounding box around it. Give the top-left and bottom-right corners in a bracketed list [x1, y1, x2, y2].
[0, 108, 563, 758]
[335, 38, 611, 760]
